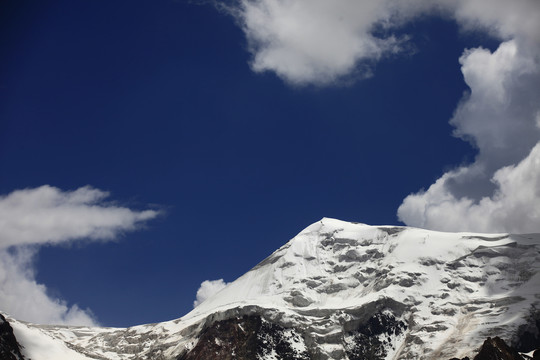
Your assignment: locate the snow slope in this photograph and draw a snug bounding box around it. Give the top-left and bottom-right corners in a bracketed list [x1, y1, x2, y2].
[6, 218, 540, 359]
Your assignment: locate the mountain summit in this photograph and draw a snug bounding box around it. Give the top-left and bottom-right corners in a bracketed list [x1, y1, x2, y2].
[3, 218, 540, 359]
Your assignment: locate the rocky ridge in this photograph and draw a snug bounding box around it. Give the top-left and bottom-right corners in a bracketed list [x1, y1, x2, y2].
[0, 313, 24, 360]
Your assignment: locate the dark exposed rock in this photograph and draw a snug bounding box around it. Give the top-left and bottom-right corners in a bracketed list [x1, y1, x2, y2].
[284, 290, 314, 307]
[343, 311, 407, 360]
[0, 313, 24, 360]
[378, 227, 405, 236]
[515, 312, 540, 353]
[398, 277, 415, 287]
[462, 235, 510, 241]
[473, 337, 524, 360]
[448, 337, 526, 360]
[177, 315, 309, 360]
[448, 337, 530, 360]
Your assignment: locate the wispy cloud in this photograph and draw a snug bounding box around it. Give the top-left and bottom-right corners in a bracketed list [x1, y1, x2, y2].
[225, 0, 540, 232]
[193, 279, 228, 307]
[0, 185, 158, 248]
[0, 185, 160, 326]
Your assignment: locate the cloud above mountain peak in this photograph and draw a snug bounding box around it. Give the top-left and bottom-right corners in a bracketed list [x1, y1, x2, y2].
[227, 0, 540, 232]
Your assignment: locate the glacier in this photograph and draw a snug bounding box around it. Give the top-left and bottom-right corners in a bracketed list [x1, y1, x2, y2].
[3, 218, 540, 359]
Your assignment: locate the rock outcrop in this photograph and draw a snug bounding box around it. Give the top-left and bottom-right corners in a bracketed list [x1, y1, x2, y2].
[0, 314, 24, 360]
[450, 336, 540, 360]
[177, 315, 309, 360]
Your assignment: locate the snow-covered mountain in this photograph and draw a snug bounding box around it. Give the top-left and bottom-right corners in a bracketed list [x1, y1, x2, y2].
[3, 218, 540, 359]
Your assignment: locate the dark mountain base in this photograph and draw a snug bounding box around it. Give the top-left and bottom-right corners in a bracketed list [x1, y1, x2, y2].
[450, 337, 539, 360]
[344, 311, 407, 360]
[2, 311, 539, 360]
[0, 314, 24, 360]
[177, 313, 538, 360]
[177, 315, 309, 360]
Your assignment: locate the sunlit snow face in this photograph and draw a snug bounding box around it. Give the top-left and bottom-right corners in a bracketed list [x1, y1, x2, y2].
[10, 219, 540, 360]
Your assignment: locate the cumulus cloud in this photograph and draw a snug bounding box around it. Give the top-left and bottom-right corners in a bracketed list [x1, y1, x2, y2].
[193, 279, 228, 307]
[398, 24, 540, 233]
[225, 0, 540, 232]
[0, 185, 159, 325]
[226, 0, 435, 86]
[226, 0, 540, 86]
[398, 143, 540, 233]
[452, 0, 540, 46]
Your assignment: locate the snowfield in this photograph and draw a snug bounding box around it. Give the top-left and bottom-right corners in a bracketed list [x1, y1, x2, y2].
[6, 218, 540, 359]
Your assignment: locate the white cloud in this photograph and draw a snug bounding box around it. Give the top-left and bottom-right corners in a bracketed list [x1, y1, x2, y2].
[398, 142, 540, 233]
[227, 0, 540, 86]
[193, 279, 228, 307]
[398, 35, 540, 233]
[227, 0, 430, 86]
[0, 248, 97, 326]
[225, 0, 540, 232]
[452, 0, 540, 46]
[0, 185, 158, 248]
[451, 40, 538, 159]
[0, 185, 160, 326]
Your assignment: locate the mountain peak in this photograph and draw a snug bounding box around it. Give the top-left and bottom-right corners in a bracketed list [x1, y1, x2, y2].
[5, 219, 540, 359]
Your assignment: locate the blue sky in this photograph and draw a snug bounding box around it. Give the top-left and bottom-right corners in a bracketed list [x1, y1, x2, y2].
[1, 0, 539, 327]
